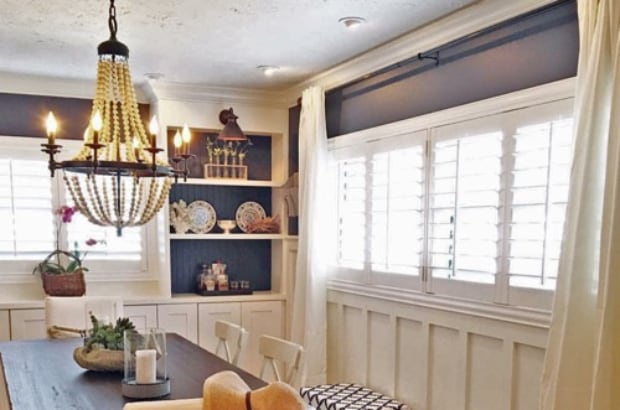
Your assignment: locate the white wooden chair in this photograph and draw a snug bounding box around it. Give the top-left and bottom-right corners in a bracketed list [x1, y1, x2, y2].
[258, 335, 305, 388]
[44, 296, 124, 338]
[214, 320, 249, 366]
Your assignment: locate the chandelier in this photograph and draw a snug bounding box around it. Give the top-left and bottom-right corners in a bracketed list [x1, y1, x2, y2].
[42, 0, 191, 236]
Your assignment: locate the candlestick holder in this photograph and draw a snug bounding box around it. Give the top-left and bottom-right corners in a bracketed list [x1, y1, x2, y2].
[121, 328, 170, 399]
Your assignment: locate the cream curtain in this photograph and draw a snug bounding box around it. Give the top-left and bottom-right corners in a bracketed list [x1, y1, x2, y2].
[540, 0, 620, 409]
[290, 86, 328, 385]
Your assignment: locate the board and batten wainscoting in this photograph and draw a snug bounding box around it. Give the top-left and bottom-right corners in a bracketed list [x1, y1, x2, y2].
[326, 284, 549, 410]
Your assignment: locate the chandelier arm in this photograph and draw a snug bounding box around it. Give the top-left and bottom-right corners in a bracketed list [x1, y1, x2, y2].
[111, 172, 121, 223]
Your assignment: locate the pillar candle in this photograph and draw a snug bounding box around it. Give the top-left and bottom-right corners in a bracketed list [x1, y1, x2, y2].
[135, 349, 157, 384]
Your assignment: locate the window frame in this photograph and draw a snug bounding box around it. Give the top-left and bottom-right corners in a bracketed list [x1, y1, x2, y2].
[0, 136, 155, 283]
[327, 78, 576, 311]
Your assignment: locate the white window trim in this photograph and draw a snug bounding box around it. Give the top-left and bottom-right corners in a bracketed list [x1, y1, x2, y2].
[327, 78, 576, 316]
[0, 136, 160, 284]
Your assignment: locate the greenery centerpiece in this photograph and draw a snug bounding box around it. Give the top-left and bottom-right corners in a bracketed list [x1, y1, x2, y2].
[73, 313, 136, 372]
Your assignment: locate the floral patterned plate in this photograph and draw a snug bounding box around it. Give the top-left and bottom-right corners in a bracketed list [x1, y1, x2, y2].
[235, 201, 266, 233]
[188, 200, 217, 233]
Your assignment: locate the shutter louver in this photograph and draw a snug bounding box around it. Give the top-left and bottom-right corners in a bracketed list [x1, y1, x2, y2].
[0, 159, 55, 260]
[508, 118, 573, 289]
[430, 132, 503, 283]
[370, 146, 424, 275]
[337, 157, 366, 270]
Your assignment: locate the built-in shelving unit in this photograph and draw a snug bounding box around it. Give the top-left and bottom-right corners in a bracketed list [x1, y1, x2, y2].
[166, 125, 296, 297]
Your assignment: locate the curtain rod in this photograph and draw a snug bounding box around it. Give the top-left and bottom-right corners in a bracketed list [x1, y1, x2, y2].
[330, 0, 574, 93]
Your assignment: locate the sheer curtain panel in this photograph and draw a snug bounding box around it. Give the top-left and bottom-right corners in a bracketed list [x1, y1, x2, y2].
[291, 86, 328, 385]
[540, 0, 620, 409]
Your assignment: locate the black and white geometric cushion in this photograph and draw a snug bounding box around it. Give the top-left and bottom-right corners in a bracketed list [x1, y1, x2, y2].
[300, 383, 410, 410]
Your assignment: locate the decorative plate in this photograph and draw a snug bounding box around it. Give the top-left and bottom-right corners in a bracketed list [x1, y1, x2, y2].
[188, 200, 217, 233]
[235, 201, 267, 233]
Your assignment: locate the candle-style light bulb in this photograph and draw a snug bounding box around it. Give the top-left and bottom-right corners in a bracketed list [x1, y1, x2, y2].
[46, 112, 57, 145]
[83, 127, 90, 142]
[181, 124, 191, 154]
[133, 136, 140, 161]
[149, 116, 159, 147]
[173, 130, 182, 157]
[91, 110, 102, 145]
[91, 111, 103, 132]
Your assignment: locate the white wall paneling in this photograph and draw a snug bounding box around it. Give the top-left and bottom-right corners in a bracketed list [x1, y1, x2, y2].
[326, 289, 548, 410]
[0, 310, 9, 341]
[9, 309, 46, 340]
[124, 305, 158, 331]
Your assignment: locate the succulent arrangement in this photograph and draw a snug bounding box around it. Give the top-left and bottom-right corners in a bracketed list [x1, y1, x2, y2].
[84, 313, 136, 352]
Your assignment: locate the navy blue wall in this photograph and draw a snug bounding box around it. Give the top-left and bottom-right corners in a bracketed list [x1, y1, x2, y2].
[296, 0, 578, 138]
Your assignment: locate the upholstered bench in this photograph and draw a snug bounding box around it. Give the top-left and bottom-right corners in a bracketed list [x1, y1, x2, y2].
[300, 383, 410, 410]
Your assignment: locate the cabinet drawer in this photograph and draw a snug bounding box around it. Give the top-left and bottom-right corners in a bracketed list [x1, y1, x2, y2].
[10, 309, 46, 340]
[197, 302, 242, 352]
[157, 304, 198, 344]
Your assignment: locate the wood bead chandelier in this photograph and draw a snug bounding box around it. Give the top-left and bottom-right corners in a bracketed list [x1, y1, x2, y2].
[41, 0, 190, 236]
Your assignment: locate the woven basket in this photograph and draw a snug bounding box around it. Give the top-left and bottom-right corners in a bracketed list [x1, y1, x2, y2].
[42, 271, 86, 296]
[38, 250, 86, 297]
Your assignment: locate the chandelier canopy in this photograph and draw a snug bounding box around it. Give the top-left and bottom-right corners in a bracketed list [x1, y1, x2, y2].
[42, 0, 190, 236]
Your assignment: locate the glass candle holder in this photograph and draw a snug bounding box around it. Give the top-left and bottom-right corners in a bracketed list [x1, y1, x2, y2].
[121, 328, 170, 399]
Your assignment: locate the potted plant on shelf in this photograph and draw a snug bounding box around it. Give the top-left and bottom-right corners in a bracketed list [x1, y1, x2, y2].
[32, 205, 103, 296]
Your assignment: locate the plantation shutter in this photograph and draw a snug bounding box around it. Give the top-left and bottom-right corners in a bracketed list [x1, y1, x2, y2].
[0, 158, 55, 261]
[508, 118, 573, 289]
[429, 131, 503, 284]
[336, 156, 366, 270]
[370, 145, 425, 275]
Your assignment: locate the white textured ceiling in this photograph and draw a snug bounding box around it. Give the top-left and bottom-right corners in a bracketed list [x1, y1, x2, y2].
[0, 0, 477, 90]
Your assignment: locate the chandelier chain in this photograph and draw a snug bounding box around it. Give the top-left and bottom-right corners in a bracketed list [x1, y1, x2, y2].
[108, 0, 118, 40]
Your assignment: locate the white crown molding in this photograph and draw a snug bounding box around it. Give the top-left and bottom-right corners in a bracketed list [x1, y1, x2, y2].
[0, 71, 154, 103]
[283, 0, 558, 105]
[147, 80, 289, 109]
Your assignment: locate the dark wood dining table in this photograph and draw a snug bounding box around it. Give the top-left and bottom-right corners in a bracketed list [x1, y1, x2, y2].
[0, 333, 266, 410]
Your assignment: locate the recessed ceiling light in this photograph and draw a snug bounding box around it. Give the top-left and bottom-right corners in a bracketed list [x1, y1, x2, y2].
[257, 65, 280, 76]
[144, 72, 165, 81]
[339, 16, 366, 30]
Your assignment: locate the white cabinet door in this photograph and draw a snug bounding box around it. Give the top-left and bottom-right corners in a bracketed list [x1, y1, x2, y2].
[0, 310, 9, 341]
[124, 305, 158, 330]
[241, 301, 284, 375]
[197, 302, 241, 352]
[10, 309, 46, 340]
[157, 304, 198, 344]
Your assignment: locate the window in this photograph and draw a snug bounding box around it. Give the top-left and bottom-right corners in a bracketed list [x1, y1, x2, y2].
[0, 137, 148, 276]
[330, 96, 574, 309]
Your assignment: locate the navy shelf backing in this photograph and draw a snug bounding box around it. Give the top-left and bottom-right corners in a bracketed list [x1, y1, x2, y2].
[169, 184, 273, 293]
[166, 128, 272, 181]
[170, 239, 272, 293]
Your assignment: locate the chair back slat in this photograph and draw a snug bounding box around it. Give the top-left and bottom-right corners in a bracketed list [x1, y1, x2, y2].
[258, 335, 304, 388]
[214, 320, 248, 366]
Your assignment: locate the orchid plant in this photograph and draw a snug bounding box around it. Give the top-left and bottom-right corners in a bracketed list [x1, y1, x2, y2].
[32, 205, 105, 275]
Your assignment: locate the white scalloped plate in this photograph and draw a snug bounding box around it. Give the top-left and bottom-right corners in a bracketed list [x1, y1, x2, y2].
[235, 201, 266, 233]
[188, 200, 217, 233]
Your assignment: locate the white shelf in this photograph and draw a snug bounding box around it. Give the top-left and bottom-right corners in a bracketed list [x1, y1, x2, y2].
[170, 233, 297, 240]
[179, 178, 282, 187]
